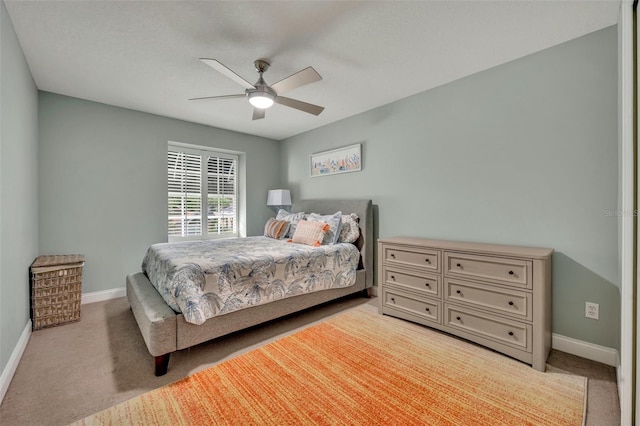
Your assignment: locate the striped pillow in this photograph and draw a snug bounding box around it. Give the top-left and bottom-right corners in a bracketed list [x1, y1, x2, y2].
[264, 218, 290, 239]
[290, 220, 330, 247]
[276, 209, 305, 238]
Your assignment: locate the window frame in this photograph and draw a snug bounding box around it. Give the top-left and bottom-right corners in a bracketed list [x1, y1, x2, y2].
[168, 142, 240, 242]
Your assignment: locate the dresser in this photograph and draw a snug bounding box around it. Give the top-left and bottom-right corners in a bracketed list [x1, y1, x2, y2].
[378, 237, 553, 371]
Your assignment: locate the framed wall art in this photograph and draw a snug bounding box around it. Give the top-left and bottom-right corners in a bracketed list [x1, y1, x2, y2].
[310, 143, 362, 177]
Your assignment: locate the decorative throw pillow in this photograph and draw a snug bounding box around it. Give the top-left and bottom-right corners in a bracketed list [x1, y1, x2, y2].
[307, 211, 342, 245]
[275, 209, 305, 238]
[338, 213, 360, 244]
[290, 220, 330, 247]
[263, 218, 290, 239]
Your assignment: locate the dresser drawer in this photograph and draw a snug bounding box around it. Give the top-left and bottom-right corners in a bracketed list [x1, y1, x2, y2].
[383, 245, 440, 273]
[444, 278, 531, 321]
[382, 288, 440, 324]
[383, 267, 440, 297]
[444, 252, 532, 289]
[444, 304, 532, 352]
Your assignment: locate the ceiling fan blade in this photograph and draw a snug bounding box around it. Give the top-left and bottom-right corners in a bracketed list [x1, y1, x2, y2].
[275, 96, 324, 116]
[199, 58, 255, 90]
[252, 108, 265, 120]
[188, 94, 246, 101]
[270, 67, 322, 94]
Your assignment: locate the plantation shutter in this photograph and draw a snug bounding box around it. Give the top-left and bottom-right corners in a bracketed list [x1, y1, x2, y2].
[168, 145, 238, 240]
[168, 150, 202, 238]
[206, 154, 238, 236]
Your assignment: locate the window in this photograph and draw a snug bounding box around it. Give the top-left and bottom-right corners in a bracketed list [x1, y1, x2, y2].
[168, 144, 238, 240]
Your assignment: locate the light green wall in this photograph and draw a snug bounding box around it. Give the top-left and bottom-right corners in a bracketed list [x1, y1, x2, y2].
[38, 92, 280, 294]
[281, 26, 620, 349]
[0, 0, 39, 374]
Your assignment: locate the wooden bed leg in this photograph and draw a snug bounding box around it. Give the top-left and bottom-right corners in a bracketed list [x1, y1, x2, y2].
[154, 354, 171, 376]
[363, 287, 372, 298]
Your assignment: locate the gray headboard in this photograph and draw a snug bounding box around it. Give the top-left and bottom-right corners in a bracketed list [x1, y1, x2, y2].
[290, 199, 373, 289]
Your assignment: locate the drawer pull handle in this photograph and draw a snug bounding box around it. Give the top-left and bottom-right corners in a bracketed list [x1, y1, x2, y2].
[508, 270, 514, 275]
[425, 283, 430, 288]
[456, 263, 461, 268]
[425, 307, 430, 312]
[456, 316, 461, 321]
[508, 331, 514, 336]
[456, 290, 461, 294]
[390, 297, 396, 303]
[425, 258, 430, 263]
[391, 275, 396, 280]
[508, 301, 514, 306]
[390, 253, 396, 259]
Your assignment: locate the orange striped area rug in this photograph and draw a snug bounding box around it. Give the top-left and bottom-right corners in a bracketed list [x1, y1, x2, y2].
[73, 306, 587, 425]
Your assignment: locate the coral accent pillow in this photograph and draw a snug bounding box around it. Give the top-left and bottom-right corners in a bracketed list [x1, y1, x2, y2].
[290, 220, 330, 247]
[264, 218, 290, 239]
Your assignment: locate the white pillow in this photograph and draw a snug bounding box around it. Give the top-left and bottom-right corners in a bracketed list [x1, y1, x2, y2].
[307, 211, 342, 245]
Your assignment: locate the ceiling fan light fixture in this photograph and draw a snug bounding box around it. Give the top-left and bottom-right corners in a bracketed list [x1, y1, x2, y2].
[248, 91, 275, 109]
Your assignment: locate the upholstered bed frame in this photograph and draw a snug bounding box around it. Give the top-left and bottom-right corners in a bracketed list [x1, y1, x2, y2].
[127, 199, 374, 375]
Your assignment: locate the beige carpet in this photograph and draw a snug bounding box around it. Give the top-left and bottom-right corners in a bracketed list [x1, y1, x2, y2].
[0, 296, 620, 425]
[73, 306, 586, 425]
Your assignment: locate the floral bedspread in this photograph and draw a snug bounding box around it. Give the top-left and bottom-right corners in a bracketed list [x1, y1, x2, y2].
[141, 237, 360, 325]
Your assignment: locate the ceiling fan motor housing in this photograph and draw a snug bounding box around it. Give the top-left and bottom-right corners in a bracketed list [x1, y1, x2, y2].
[247, 61, 277, 109]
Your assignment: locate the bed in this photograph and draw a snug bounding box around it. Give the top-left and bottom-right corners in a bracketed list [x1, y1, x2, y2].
[126, 199, 373, 375]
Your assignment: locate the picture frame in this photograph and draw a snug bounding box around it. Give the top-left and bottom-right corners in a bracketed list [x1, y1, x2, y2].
[310, 143, 362, 177]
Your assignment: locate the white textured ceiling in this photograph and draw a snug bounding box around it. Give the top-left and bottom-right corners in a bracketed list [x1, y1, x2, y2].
[5, 0, 620, 140]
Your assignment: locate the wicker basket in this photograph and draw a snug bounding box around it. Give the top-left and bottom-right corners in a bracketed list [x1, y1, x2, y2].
[30, 255, 85, 330]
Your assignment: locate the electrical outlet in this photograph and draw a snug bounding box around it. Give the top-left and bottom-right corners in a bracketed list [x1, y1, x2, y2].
[585, 302, 599, 320]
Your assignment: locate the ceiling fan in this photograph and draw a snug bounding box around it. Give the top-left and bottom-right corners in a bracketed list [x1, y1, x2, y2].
[190, 58, 325, 120]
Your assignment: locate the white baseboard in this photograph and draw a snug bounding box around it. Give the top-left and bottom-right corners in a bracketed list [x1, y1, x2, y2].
[81, 287, 126, 305]
[0, 320, 31, 405]
[552, 333, 618, 367]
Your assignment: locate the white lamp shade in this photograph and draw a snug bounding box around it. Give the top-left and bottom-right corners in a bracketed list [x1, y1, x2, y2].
[267, 189, 292, 206]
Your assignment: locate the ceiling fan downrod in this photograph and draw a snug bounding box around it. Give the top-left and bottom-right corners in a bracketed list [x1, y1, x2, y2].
[247, 59, 276, 109]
